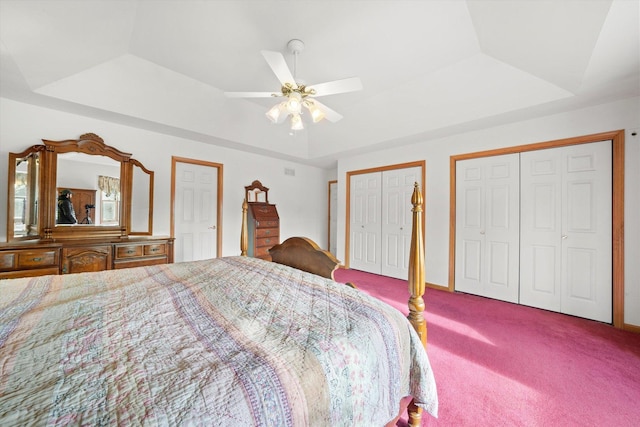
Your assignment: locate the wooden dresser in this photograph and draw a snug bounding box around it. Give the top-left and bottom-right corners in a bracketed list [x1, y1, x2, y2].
[0, 242, 61, 279]
[247, 203, 280, 259]
[0, 237, 174, 279]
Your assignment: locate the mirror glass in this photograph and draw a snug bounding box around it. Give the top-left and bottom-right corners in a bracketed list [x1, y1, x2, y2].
[12, 152, 40, 238]
[247, 189, 267, 203]
[56, 152, 121, 227]
[130, 163, 152, 234]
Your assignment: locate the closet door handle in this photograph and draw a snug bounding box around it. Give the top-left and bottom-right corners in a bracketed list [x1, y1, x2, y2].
[480, 230, 485, 235]
[562, 235, 568, 240]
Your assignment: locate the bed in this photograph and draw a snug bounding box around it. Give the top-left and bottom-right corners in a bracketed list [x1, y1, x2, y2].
[0, 184, 437, 426]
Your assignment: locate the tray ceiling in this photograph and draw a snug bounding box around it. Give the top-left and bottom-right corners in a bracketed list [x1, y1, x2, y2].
[1, 0, 638, 167]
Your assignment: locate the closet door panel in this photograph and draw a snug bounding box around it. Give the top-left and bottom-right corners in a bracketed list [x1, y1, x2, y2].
[381, 166, 421, 279]
[455, 154, 519, 302]
[521, 141, 611, 322]
[455, 160, 485, 294]
[561, 141, 611, 323]
[350, 172, 382, 273]
[520, 152, 563, 311]
[483, 158, 520, 303]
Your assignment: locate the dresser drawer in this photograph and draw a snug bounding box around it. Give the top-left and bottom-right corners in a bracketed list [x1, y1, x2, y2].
[0, 267, 59, 279]
[256, 220, 279, 228]
[0, 249, 59, 270]
[144, 243, 166, 256]
[256, 228, 278, 239]
[254, 246, 272, 258]
[113, 257, 167, 270]
[0, 253, 15, 269]
[256, 236, 277, 248]
[0, 245, 61, 278]
[116, 245, 144, 259]
[17, 250, 58, 268]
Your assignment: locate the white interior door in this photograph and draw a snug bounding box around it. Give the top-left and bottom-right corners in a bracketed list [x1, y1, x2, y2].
[349, 172, 382, 273]
[174, 161, 218, 262]
[381, 167, 421, 279]
[455, 154, 520, 303]
[520, 141, 612, 322]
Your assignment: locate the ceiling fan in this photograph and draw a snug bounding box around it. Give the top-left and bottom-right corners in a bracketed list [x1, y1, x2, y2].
[224, 39, 363, 130]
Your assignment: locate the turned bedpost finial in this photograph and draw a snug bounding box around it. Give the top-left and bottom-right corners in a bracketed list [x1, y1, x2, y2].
[241, 198, 248, 256]
[408, 182, 426, 345]
[407, 182, 426, 426]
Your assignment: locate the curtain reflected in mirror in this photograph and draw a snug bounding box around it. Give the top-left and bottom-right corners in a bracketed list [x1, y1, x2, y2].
[12, 152, 39, 238]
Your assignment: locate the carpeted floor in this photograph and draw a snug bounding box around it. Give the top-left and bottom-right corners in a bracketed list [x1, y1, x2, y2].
[333, 268, 640, 427]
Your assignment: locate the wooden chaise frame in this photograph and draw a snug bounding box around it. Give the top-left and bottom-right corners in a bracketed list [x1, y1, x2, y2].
[240, 183, 427, 426]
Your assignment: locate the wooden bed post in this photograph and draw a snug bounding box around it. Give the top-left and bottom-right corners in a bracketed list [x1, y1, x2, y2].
[241, 199, 248, 256]
[407, 182, 426, 426]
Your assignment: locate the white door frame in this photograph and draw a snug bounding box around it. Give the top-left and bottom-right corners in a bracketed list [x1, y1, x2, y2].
[328, 180, 337, 256]
[171, 157, 223, 259]
[449, 130, 625, 328]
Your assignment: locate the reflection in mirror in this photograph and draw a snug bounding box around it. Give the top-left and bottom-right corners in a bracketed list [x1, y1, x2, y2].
[247, 189, 267, 203]
[56, 152, 121, 227]
[130, 161, 153, 234]
[13, 152, 40, 238]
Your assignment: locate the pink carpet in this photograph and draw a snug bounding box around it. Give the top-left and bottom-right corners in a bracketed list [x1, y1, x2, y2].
[333, 268, 640, 427]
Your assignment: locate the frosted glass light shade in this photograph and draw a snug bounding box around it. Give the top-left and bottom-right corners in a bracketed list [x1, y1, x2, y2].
[290, 113, 304, 130]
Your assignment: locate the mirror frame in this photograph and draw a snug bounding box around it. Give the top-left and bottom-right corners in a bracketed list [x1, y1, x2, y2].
[7, 145, 46, 241]
[129, 159, 154, 235]
[6, 133, 154, 241]
[245, 180, 270, 204]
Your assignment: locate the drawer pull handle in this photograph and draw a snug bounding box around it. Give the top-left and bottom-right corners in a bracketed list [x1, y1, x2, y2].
[32, 257, 42, 262]
[151, 248, 159, 252]
[126, 250, 135, 254]
[265, 230, 271, 235]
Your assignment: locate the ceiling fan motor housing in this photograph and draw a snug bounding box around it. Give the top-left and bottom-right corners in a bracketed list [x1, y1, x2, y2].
[287, 39, 305, 55]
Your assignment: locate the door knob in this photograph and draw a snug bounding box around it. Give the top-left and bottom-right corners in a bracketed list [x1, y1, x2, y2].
[208, 225, 216, 230]
[480, 230, 485, 235]
[562, 235, 568, 240]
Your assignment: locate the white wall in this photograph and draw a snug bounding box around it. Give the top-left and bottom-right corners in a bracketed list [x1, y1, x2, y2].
[2, 96, 638, 327]
[0, 98, 331, 254]
[335, 97, 640, 327]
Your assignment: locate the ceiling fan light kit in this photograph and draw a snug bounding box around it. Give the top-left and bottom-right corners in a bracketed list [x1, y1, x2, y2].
[225, 39, 362, 131]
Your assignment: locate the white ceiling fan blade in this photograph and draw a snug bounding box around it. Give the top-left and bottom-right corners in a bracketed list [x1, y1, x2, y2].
[261, 50, 297, 88]
[224, 91, 277, 98]
[310, 99, 343, 122]
[308, 77, 362, 97]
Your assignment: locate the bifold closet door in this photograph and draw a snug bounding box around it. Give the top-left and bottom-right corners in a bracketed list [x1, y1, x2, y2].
[381, 167, 421, 279]
[520, 141, 612, 323]
[349, 167, 421, 279]
[350, 172, 382, 273]
[455, 154, 520, 303]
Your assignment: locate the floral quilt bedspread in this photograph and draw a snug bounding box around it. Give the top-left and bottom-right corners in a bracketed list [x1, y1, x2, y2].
[0, 256, 437, 426]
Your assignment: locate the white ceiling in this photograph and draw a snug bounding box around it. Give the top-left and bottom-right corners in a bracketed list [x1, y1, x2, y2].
[1, 0, 638, 168]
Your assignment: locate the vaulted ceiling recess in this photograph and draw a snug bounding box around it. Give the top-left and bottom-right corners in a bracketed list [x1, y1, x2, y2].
[225, 39, 363, 131]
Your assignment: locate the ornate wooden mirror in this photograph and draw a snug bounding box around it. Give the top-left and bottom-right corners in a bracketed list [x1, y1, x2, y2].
[245, 180, 269, 203]
[6, 133, 154, 241]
